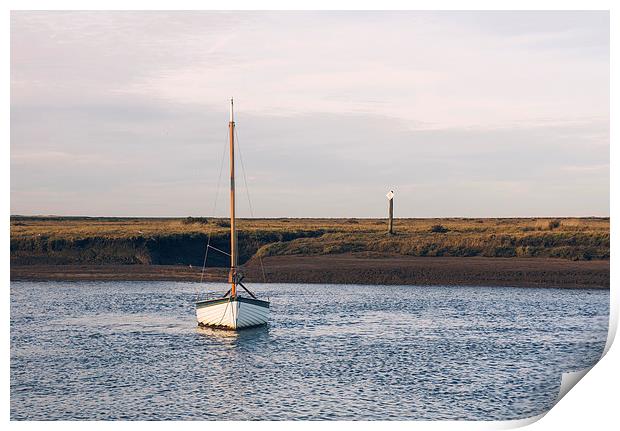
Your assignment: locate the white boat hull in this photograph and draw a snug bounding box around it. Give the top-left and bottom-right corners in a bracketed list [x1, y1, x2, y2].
[195, 296, 269, 330]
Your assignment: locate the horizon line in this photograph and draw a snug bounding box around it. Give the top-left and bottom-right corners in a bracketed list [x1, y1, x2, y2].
[9, 214, 611, 220]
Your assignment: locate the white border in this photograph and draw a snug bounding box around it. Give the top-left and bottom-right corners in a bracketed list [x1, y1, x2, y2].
[4, 1, 616, 430]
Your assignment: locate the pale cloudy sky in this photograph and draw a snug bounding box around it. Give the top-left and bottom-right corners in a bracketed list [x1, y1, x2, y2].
[10, 11, 609, 217]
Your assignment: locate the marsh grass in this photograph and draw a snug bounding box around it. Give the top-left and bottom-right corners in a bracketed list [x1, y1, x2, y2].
[10, 216, 610, 263]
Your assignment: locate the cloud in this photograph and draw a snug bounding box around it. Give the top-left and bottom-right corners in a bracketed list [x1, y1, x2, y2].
[10, 11, 609, 217]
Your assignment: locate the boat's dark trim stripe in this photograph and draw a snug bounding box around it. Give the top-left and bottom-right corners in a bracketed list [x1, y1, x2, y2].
[195, 297, 230, 308]
[238, 296, 270, 308]
[195, 296, 269, 309]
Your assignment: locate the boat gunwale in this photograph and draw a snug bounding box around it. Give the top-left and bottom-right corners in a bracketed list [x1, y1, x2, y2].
[195, 296, 270, 309]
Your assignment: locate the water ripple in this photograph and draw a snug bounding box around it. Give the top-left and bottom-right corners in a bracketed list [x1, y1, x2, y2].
[10, 282, 608, 420]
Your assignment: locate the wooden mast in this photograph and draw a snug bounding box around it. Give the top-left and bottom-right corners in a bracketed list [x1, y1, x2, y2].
[229, 98, 237, 297]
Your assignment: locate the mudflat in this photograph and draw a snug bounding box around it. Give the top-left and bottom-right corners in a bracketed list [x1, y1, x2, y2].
[11, 254, 609, 288]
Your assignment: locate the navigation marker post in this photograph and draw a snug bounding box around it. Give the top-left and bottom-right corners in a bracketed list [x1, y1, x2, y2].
[387, 190, 395, 235]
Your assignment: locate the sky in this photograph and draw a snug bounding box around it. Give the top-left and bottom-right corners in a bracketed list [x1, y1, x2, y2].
[10, 11, 609, 218]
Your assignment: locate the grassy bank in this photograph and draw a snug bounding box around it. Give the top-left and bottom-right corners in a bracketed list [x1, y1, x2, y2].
[11, 216, 609, 267]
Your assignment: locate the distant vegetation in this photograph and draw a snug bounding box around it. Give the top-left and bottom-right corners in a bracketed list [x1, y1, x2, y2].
[10, 216, 610, 266]
[430, 224, 449, 233]
[181, 216, 211, 225]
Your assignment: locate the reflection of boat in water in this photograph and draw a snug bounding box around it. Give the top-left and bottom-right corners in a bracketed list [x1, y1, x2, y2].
[196, 322, 270, 341]
[195, 99, 270, 330]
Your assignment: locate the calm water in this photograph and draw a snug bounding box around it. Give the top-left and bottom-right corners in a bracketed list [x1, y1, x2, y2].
[11, 281, 608, 421]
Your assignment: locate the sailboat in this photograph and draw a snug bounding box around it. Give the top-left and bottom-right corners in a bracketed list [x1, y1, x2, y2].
[195, 99, 270, 330]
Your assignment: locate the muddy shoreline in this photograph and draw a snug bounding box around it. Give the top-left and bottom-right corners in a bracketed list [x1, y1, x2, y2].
[11, 254, 609, 289]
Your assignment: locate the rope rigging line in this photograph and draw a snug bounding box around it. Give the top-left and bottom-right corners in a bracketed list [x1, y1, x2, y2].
[207, 244, 231, 257]
[198, 129, 229, 293]
[235, 126, 268, 284]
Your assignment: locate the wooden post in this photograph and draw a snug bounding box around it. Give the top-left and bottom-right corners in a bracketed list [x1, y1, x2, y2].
[387, 190, 394, 235]
[388, 199, 393, 234]
[229, 99, 237, 297]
